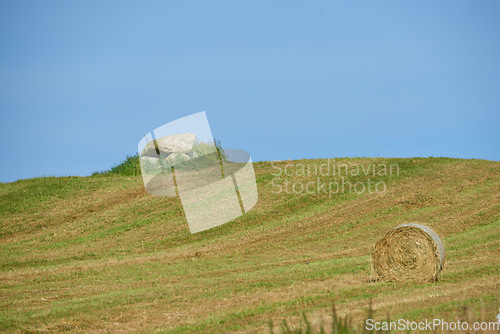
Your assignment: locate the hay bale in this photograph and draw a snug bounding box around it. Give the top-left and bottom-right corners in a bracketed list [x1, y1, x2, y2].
[372, 223, 445, 282]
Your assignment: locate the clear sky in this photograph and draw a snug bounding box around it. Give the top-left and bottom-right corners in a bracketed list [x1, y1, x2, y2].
[1, 1, 499, 183]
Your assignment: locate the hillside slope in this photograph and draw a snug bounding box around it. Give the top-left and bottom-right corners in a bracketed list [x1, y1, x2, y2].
[1, 158, 499, 332]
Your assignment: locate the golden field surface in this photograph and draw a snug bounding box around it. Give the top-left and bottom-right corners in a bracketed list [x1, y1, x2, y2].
[1, 157, 499, 333]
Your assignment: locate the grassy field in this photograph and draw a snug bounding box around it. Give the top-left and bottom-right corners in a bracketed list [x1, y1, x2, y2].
[0, 157, 499, 333]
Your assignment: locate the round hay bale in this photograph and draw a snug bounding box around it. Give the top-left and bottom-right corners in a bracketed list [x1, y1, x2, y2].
[372, 223, 445, 282]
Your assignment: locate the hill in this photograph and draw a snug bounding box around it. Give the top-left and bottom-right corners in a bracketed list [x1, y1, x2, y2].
[1, 157, 499, 332]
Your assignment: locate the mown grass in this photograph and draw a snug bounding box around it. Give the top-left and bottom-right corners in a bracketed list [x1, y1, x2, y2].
[270, 300, 500, 333]
[0, 157, 499, 332]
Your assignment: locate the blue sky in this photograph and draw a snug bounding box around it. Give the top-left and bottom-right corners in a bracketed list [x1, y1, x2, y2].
[1, 1, 499, 182]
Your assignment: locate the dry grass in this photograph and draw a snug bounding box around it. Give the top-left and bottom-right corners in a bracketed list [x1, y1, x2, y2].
[0, 157, 499, 333]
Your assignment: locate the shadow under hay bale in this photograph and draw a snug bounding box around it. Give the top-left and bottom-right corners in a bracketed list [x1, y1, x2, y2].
[372, 223, 445, 282]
